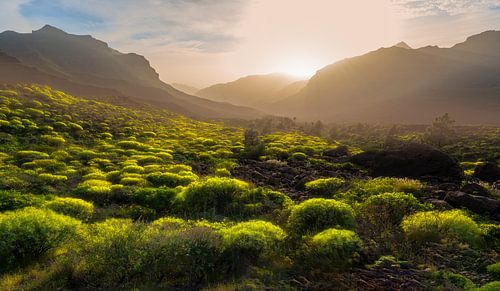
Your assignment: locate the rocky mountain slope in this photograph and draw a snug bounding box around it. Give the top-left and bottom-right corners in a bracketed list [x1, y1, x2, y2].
[0, 25, 262, 120]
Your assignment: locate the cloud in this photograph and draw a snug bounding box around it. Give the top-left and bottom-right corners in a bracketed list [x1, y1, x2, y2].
[391, 0, 500, 18]
[8, 0, 248, 53]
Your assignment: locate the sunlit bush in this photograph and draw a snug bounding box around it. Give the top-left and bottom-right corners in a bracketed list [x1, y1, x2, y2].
[74, 180, 112, 202]
[14, 150, 50, 164]
[37, 173, 68, 185]
[146, 171, 197, 187]
[487, 262, 500, 280]
[221, 220, 285, 258]
[299, 228, 363, 270]
[0, 207, 80, 272]
[481, 224, 500, 252]
[0, 190, 44, 211]
[345, 177, 423, 202]
[72, 219, 145, 287]
[287, 198, 356, 237]
[359, 192, 427, 236]
[132, 187, 177, 212]
[401, 210, 482, 247]
[288, 152, 307, 161]
[142, 226, 224, 286]
[44, 197, 94, 221]
[305, 177, 345, 196]
[177, 177, 250, 217]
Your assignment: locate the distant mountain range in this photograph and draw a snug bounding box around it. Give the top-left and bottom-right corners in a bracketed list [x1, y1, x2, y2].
[0, 25, 262, 120]
[274, 31, 500, 124]
[197, 73, 306, 112]
[1, 25, 499, 124]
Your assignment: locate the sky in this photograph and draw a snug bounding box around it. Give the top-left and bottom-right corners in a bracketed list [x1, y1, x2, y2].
[1, 0, 499, 88]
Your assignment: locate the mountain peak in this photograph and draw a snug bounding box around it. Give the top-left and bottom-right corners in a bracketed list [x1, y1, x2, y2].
[394, 41, 412, 49]
[34, 25, 67, 35]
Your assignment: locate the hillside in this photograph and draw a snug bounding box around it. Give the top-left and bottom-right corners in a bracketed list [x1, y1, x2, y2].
[0, 85, 498, 290]
[0, 25, 262, 120]
[197, 73, 305, 111]
[275, 31, 500, 124]
[171, 83, 199, 95]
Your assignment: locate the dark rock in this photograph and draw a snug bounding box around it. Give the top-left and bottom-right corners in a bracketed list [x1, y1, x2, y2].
[473, 162, 500, 183]
[323, 145, 349, 157]
[350, 143, 463, 180]
[427, 199, 453, 210]
[444, 191, 500, 220]
[438, 183, 460, 191]
[461, 183, 491, 197]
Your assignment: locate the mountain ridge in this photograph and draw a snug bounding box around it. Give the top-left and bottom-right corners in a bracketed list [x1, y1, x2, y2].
[273, 30, 500, 124]
[0, 25, 262, 120]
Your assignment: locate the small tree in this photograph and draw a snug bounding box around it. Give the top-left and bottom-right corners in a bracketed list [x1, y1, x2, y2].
[424, 113, 456, 147]
[242, 129, 264, 160]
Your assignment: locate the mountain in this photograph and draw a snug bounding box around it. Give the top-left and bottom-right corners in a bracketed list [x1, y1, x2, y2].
[171, 83, 199, 95]
[275, 31, 500, 124]
[394, 41, 412, 49]
[0, 51, 122, 97]
[0, 25, 262, 120]
[197, 73, 305, 112]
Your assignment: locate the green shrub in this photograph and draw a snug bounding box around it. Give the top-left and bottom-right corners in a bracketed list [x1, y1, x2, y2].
[431, 271, 476, 290]
[287, 198, 356, 237]
[0, 207, 80, 272]
[238, 187, 293, 220]
[481, 224, 500, 252]
[359, 192, 427, 239]
[83, 171, 107, 181]
[215, 168, 231, 177]
[486, 263, 500, 280]
[142, 226, 224, 286]
[14, 150, 50, 164]
[474, 281, 500, 290]
[402, 210, 482, 247]
[177, 177, 250, 217]
[72, 219, 145, 287]
[44, 197, 94, 221]
[37, 173, 68, 185]
[74, 180, 112, 202]
[288, 152, 307, 161]
[0, 190, 44, 211]
[117, 140, 149, 151]
[21, 159, 66, 172]
[305, 177, 345, 196]
[120, 177, 147, 186]
[146, 171, 197, 187]
[300, 228, 363, 270]
[40, 135, 66, 147]
[346, 177, 423, 202]
[121, 165, 144, 174]
[132, 187, 177, 212]
[221, 220, 285, 256]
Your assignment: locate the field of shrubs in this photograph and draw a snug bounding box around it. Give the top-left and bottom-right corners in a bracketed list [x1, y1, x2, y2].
[0, 85, 498, 290]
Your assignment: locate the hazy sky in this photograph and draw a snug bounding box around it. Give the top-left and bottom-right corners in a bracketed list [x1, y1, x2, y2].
[1, 0, 499, 87]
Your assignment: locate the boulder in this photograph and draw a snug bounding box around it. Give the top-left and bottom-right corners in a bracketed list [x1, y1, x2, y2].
[473, 162, 500, 183]
[323, 145, 349, 157]
[427, 199, 453, 210]
[350, 143, 463, 180]
[461, 183, 491, 197]
[444, 191, 500, 220]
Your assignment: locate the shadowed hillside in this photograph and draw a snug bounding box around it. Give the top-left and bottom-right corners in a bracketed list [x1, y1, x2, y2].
[197, 73, 306, 111]
[0, 25, 262, 120]
[275, 31, 500, 124]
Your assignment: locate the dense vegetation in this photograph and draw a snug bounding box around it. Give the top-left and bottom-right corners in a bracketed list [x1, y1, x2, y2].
[0, 85, 498, 290]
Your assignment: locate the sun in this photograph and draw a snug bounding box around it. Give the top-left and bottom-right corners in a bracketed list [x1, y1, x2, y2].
[281, 66, 317, 78]
[277, 59, 319, 78]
